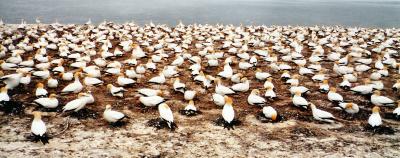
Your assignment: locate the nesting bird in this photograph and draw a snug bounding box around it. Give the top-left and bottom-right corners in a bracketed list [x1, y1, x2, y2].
[30, 111, 49, 144]
[103, 104, 127, 126]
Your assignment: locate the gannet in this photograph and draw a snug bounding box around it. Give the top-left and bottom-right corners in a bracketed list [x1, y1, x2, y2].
[103, 104, 127, 125]
[30, 111, 49, 144]
[34, 94, 58, 108]
[350, 79, 373, 95]
[231, 77, 250, 92]
[184, 90, 196, 100]
[117, 74, 136, 86]
[63, 93, 88, 112]
[180, 100, 199, 116]
[158, 103, 176, 129]
[248, 89, 266, 106]
[289, 83, 309, 97]
[84, 74, 103, 86]
[263, 77, 275, 89]
[0, 60, 18, 70]
[319, 80, 330, 93]
[215, 78, 235, 95]
[217, 63, 233, 79]
[137, 88, 161, 97]
[261, 106, 280, 122]
[310, 103, 335, 123]
[336, 102, 359, 114]
[0, 87, 10, 102]
[35, 83, 48, 97]
[280, 70, 291, 81]
[59, 72, 73, 81]
[255, 68, 271, 81]
[238, 59, 253, 70]
[61, 72, 83, 94]
[212, 93, 225, 106]
[107, 84, 127, 98]
[173, 78, 186, 93]
[148, 73, 166, 84]
[20, 73, 32, 85]
[222, 96, 235, 129]
[262, 85, 275, 99]
[328, 87, 343, 103]
[140, 94, 166, 107]
[292, 91, 308, 109]
[368, 106, 382, 127]
[371, 90, 395, 106]
[339, 76, 351, 90]
[231, 73, 243, 83]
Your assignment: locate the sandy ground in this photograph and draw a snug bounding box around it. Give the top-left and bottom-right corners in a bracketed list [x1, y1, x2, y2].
[1, 24, 400, 157]
[1, 113, 400, 157]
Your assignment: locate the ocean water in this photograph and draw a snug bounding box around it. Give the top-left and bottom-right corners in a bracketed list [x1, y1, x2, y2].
[0, 0, 399, 27]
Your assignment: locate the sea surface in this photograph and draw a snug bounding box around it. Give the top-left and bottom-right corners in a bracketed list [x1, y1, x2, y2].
[0, 0, 399, 27]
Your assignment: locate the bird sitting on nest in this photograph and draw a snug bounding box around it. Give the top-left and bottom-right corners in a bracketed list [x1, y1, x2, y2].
[179, 100, 201, 116]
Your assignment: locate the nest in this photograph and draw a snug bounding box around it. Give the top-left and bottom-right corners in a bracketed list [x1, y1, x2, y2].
[26, 133, 51, 145]
[179, 109, 202, 116]
[68, 108, 99, 120]
[363, 124, 395, 135]
[147, 118, 177, 131]
[0, 100, 25, 115]
[214, 117, 241, 130]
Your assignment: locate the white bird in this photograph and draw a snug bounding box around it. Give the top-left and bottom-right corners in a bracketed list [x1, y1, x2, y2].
[217, 63, 233, 79]
[328, 87, 343, 103]
[0, 71, 23, 89]
[20, 73, 32, 85]
[350, 79, 373, 95]
[117, 74, 136, 86]
[231, 78, 250, 92]
[215, 78, 235, 95]
[371, 90, 395, 106]
[30, 111, 49, 144]
[310, 103, 336, 123]
[158, 103, 176, 129]
[255, 68, 271, 81]
[140, 95, 165, 107]
[248, 89, 266, 106]
[0, 87, 10, 101]
[336, 102, 359, 114]
[137, 88, 161, 97]
[47, 77, 58, 88]
[34, 94, 58, 108]
[107, 84, 127, 98]
[103, 104, 127, 124]
[184, 90, 196, 100]
[61, 72, 83, 94]
[148, 73, 166, 84]
[84, 74, 103, 86]
[319, 80, 330, 93]
[184, 100, 197, 111]
[222, 96, 235, 126]
[262, 106, 279, 122]
[212, 93, 225, 106]
[292, 91, 308, 109]
[35, 83, 48, 97]
[63, 93, 88, 112]
[173, 78, 186, 93]
[368, 106, 382, 127]
[60, 72, 73, 81]
[230, 73, 243, 83]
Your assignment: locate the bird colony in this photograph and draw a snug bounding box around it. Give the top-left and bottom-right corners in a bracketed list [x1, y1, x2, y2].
[0, 20, 400, 145]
